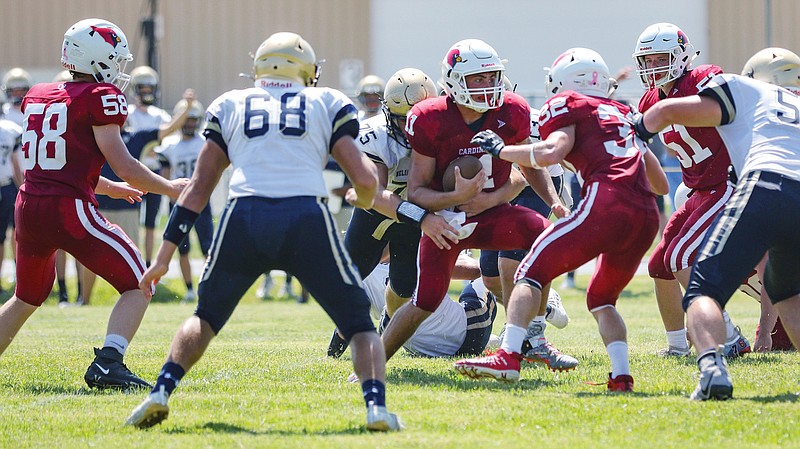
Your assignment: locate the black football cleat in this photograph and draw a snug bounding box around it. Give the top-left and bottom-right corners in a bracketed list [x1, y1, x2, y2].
[327, 329, 349, 358]
[84, 347, 152, 390]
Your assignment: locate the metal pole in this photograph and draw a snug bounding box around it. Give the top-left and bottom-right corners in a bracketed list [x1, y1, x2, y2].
[141, 0, 158, 72]
[765, 0, 772, 47]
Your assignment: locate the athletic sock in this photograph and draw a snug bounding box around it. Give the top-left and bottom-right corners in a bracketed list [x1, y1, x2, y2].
[606, 341, 630, 377]
[152, 361, 186, 397]
[103, 334, 129, 357]
[361, 379, 386, 407]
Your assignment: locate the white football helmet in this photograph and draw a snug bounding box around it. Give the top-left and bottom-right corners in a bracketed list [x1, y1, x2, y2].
[440, 39, 505, 112]
[2, 67, 33, 104]
[52, 70, 72, 83]
[129, 66, 160, 105]
[382, 68, 437, 148]
[61, 18, 133, 90]
[545, 48, 612, 98]
[742, 47, 800, 93]
[633, 23, 697, 89]
[357, 75, 385, 114]
[253, 32, 320, 86]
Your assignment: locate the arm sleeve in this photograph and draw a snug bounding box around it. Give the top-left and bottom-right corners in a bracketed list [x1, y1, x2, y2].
[698, 75, 736, 125]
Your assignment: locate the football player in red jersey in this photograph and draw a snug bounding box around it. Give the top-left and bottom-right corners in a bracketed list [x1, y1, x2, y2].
[379, 39, 567, 365]
[0, 18, 186, 389]
[455, 48, 668, 390]
[633, 23, 750, 358]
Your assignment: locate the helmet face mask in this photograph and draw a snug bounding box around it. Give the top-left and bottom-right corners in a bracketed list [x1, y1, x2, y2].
[61, 18, 133, 90]
[130, 66, 160, 105]
[546, 48, 612, 98]
[441, 39, 505, 113]
[633, 23, 697, 89]
[382, 68, 437, 148]
[253, 32, 320, 87]
[742, 47, 800, 93]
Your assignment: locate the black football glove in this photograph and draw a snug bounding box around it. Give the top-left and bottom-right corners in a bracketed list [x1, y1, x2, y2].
[632, 113, 657, 143]
[471, 130, 505, 158]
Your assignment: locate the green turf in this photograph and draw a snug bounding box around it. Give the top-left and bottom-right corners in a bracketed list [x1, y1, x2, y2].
[1, 275, 798, 449]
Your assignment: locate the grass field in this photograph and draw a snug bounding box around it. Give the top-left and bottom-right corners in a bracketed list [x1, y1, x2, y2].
[0, 274, 798, 449]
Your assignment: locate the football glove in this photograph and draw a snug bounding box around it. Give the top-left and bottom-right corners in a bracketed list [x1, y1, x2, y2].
[471, 130, 505, 158]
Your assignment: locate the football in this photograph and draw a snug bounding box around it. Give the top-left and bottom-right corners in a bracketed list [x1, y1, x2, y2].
[442, 156, 483, 191]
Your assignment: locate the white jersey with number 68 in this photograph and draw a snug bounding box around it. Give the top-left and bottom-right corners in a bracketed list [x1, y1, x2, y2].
[204, 78, 360, 199]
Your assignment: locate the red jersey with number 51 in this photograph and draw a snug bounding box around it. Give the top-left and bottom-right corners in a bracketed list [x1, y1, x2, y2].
[538, 91, 652, 198]
[20, 81, 128, 205]
[638, 65, 730, 190]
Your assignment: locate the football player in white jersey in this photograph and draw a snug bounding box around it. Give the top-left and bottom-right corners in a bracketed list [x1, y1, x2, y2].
[634, 47, 800, 400]
[357, 259, 568, 358]
[155, 98, 213, 303]
[125, 66, 172, 132]
[126, 66, 172, 268]
[365, 262, 497, 357]
[0, 118, 22, 293]
[126, 32, 400, 431]
[1, 68, 32, 126]
[327, 68, 458, 357]
[356, 74, 386, 121]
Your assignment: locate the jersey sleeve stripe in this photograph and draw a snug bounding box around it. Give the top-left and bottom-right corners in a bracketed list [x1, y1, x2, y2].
[699, 81, 736, 125]
[332, 104, 359, 134]
[330, 104, 359, 151]
[202, 115, 228, 155]
[365, 153, 386, 165]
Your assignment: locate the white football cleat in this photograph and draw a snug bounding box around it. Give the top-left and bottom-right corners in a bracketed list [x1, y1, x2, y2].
[181, 290, 197, 304]
[126, 389, 170, 428]
[545, 289, 569, 329]
[366, 405, 402, 431]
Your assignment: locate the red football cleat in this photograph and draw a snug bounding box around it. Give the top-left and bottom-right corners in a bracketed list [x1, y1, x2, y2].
[607, 373, 634, 392]
[454, 349, 522, 382]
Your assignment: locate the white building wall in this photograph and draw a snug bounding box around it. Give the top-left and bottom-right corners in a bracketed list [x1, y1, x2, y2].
[371, 0, 708, 106]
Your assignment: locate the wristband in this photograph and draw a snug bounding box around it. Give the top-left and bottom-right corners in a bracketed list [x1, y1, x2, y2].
[529, 147, 542, 169]
[163, 205, 200, 245]
[633, 114, 657, 142]
[396, 201, 429, 226]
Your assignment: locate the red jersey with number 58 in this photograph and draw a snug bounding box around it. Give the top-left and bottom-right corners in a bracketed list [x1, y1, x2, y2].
[638, 65, 730, 190]
[406, 92, 530, 192]
[538, 91, 652, 198]
[20, 81, 128, 205]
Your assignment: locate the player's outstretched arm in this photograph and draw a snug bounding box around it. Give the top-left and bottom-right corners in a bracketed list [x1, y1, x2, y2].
[139, 241, 178, 300]
[642, 149, 670, 195]
[346, 163, 459, 249]
[139, 139, 230, 299]
[157, 89, 196, 141]
[472, 127, 574, 169]
[332, 136, 378, 210]
[636, 95, 723, 139]
[94, 124, 187, 199]
[175, 139, 230, 213]
[95, 176, 144, 204]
